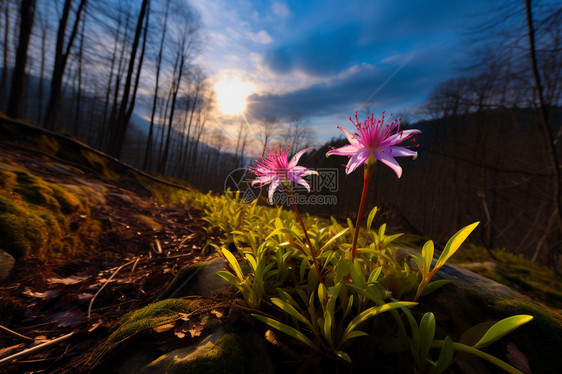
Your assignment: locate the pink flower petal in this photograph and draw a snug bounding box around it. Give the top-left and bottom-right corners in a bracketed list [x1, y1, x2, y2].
[346, 150, 370, 174]
[268, 178, 282, 203]
[327, 144, 363, 157]
[387, 146, 417, 158]
[383, 129, 420, 146]
[375, 150, 403, 178]
[337, 125, 360, 145]
[293, 177, 312, 192]
[288, 147, 313, 168]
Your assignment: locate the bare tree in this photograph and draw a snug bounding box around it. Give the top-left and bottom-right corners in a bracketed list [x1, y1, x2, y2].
[258, 115, 280, 155]
[107, 0, 150, 157]
[285, 113, 315, 156]
[7, 0, 36, 118]
[43, 0, 87, 129]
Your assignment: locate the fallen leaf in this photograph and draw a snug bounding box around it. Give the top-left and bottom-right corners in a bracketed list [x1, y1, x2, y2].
[23, 288, 62, 300]
[152, 323, 175, 333]
[47, 275, 89, 285]
[48, 309, 85, 327]
[188, 323, 203, 338]
[506, 342, 532, 374]
[210, 309, 224, 318]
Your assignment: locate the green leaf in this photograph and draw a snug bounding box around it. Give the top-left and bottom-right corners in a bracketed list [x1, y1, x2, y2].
[216, 270, 237, 286]
[277, 289, 300, 309]
[344, 302, 417, 338]
[221, 248, 244, 281]
[271, 298, 311, 327]
[299, 258, 308, 282]
[252, 314, 315, 349]
[421, 240, 434, 279]
[420, 313, 436, 361]
[318, 283, 328, 308]
[421, 280, 451, 296]
[434, 222, 479, 271]
[245, 254, 258, 271]
[431, 336, 453, 374]
[378, 223, 386, 240]
[323, 310, 334, 347]
[473, 315, 533, 349]
[366, 206, 378, 231]
[367, 267, 382, 283]
[336, 350, 352, 363]
[342, 330, 368, 342]
[326, 283, 342, 318]
[459, 321, 496, 347]
[318, 227, 349, 254]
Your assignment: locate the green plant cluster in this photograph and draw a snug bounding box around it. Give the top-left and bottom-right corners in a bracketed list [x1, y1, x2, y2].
[0, 162, 99, 258]
[194, 190, 532, 373]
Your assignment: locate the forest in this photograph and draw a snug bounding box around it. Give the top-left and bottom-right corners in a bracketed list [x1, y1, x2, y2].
[1, 0, 562, 373]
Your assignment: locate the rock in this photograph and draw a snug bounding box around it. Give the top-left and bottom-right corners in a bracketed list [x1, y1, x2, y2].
[142, 327, 273, 374]
[158, 257, 230, 299]
[0, 249, 15, 282]
[397, 246, 562, 374]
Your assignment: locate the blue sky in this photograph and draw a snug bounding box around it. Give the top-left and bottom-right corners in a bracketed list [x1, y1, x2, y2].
[189, 0, 490, 146]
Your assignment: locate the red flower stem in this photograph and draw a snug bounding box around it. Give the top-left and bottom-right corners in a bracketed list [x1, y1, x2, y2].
[350, 172, 372, 262]
[288, 189, 322, 282]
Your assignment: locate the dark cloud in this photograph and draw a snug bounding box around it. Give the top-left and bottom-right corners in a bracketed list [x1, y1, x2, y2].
[264, 24, 362, 76]
[248, 46, 451, 120]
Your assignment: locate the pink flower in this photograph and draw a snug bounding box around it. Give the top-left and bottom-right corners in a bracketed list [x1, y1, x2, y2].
[250, 145, 318, 203]
[327, 111, 420, 177]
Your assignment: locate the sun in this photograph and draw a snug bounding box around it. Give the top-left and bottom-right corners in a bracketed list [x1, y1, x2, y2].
[214, 78, 255, 115]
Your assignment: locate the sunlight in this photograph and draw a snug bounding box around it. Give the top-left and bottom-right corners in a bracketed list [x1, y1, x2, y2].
[214, 78, 255, 115]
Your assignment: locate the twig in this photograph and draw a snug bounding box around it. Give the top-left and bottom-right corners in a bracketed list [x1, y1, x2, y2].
[0, 325, 33, 341]
[87, 258, 137, 319]
[0, 332, 74, 368]
[130, 257, 141, 274]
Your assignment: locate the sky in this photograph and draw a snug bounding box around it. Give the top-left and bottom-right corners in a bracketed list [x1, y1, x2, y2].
[188, 0, 491, 149]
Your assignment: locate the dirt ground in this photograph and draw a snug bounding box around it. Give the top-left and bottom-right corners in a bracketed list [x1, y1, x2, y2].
[0, 140, 214, 373]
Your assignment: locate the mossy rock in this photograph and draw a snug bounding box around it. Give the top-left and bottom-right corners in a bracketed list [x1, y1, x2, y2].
[158, 257, 230, 300]
[141, 329, 246, 374]
[421, 261, 562, 373]
[0, 163, 97, 258]
[105, 298, 214, 349]
[0, 249, 15, 282]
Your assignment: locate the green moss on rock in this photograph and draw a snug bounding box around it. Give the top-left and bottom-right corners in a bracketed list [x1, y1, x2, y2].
[0, 162, 98, 258]
[142, 330, 245, 374]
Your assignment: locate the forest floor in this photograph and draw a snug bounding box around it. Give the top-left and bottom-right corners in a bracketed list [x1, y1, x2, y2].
[0, 123, 215, 373]
[1, 118, 561, 373]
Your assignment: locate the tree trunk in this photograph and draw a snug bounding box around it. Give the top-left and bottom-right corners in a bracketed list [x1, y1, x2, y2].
[7, 0, 36, 118]
[107, 0, 149, 157]
[43, 0, 87, 130]
[524, 0, 562, 260]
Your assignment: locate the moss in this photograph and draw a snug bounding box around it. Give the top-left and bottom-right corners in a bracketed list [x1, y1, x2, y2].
[0, 163, 98, 258]
[142, 331, 245, 374]
[0, 213, 31, 257]
[50, 184, 83, 214]
[106, 298, 213, 348]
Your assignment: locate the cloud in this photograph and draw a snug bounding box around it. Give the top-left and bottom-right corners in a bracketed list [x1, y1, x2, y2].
[248, 30, 273, 44]
[264, 24, 362, 76]
[271, 2, 291, 18]
[248, 45, 452, 122]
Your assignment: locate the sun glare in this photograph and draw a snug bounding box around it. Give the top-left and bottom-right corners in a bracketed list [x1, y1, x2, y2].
[214, 78, 255, 115]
